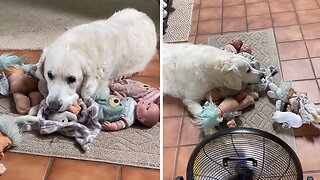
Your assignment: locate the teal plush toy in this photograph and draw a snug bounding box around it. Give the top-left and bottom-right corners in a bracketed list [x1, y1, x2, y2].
[194, 97, 243, 135]
[194, 99, 222, 135]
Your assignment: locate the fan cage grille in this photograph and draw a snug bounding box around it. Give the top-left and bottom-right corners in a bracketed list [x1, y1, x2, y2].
[188, 128, 302, 180]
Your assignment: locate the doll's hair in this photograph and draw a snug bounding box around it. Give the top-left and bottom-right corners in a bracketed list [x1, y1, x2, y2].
[0, 115, 21, 146]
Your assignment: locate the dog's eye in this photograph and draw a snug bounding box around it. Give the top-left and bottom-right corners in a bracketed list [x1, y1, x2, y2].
[109, 97, 120, 107]
[47, 71, 54, 80]
[247, 68, 251, 73]
[67, 76, 76, 84]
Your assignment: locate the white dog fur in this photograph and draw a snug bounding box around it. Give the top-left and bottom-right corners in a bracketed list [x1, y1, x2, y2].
[36, 8, 157, 112]
[163, 43, 263, 118]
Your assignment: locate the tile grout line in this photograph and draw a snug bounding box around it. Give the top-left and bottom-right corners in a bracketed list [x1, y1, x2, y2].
[220, 0, 224, 35]
[194, 0, 201, 44]
[290, 0, 320, 100]
[172, 115, 185, 179]
[280, 56, 320, 62]
[244, 0, 249, 32]
[43, 157, 54, 180]
[117, 166, 122, 180]
[266, 0, 285, 80]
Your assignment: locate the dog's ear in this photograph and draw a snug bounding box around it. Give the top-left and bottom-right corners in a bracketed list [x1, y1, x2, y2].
[222, 65, 242, 90]
[35, 48, 48, 81]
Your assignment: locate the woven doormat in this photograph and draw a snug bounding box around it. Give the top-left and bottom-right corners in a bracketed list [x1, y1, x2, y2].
[163, 0, 194, 43]
[207, 29, 297, 152]
[3, 85, 159, 169]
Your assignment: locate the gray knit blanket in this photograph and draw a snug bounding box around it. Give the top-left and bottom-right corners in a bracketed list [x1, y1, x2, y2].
[16, 98, 101, 151]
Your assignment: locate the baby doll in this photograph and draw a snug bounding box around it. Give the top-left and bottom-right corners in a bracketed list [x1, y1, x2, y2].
[207, 88, 255, 110]
[0, 54, 43, 114]
[96, 93, 159, 131]
[194, 89, 255, 134]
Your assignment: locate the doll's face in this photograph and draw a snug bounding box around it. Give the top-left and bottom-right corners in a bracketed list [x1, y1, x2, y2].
[136, 100, 160, 127]
[0, 132, 12, 158]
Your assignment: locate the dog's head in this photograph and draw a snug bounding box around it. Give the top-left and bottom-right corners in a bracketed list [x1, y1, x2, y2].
[221, 54, 264, 90]
[36, 46, 86, 112]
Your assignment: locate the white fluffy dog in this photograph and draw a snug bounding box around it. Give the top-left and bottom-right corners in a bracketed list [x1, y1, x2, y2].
[36, 8, 157, 112]
[163, 43, 264, 118]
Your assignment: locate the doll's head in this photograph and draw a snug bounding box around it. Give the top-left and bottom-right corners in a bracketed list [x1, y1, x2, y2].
[239, 43, 252, 54]
[136, 100, 159, 127]
[230, 38, 243, 52]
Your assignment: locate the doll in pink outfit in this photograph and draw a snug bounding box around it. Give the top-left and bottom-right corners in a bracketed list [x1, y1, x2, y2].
[109, 79, 160, 106]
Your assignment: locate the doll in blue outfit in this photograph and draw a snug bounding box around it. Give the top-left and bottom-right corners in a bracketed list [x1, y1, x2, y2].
[95, 93, 159, 131]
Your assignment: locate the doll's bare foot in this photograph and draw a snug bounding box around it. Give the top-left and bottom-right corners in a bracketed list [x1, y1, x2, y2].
[13, 93, 30, 114]
[227, 119, 237, 128]
[102, 121, 126, 131]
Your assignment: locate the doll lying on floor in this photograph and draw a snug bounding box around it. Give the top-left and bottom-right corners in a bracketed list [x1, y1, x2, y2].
[96, 92, 159, 131]
[0, 54, 43, 114]
[193, 88, 255, 135]
[109, 79, 160, 106]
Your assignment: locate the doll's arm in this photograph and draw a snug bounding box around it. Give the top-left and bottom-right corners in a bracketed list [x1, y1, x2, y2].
[68, 100, 81, 115]
[101, 120, 126, 131]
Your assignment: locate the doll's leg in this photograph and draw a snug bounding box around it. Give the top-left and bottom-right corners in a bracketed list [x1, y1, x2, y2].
[13, 93, 30, 114]
[237, 95, 255, 110]
[29, 91, 43, 107]
[102, 120, 126, 131]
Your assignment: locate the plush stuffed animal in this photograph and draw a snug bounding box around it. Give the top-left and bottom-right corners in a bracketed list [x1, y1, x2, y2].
[267, 81, 295, 103]
[0, 54, 43, 114]
[268, 81, 320, 128]
[96, 93, 159, 131]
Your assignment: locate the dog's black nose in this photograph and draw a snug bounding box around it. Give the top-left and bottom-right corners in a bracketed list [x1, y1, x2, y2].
[259, 72, 265, 79]
[48, 101, 62, 111]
